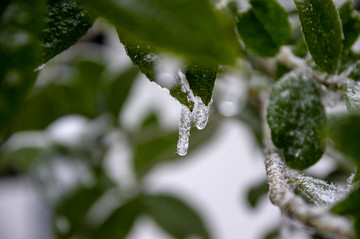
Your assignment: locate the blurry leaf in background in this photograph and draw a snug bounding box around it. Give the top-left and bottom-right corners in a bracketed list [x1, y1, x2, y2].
[267, 71, 325, 170]
[133, 111, 220, 179]
[14, 55, 139, 131]
[339, 1, 360, 51]
[143, 193, 211, 239]
[40, 0, 94, 64]
[93, 197, 142, 239]
[236, 0, 290, 57]
[0, 147, 42, 176]
[332, 186, 360, 215]
[103, 66, 139, 119]
[55, 186, 105, 238]
[81, 0, 239, 65]
[294, 0, 343, 73]
[247, 180, 268, 208]
[0, 0, 45, 138]
[327, 114, 360, 183]
[185, 62, 218, 106]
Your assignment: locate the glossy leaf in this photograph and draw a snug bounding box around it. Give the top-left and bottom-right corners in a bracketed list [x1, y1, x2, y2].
[184, 62, 218, 105]
[92, 198, 142, 239]
[0, 0, 45, 137]
[339, 1, 360, 51]
[332, 186, 360, 215]
[327, 114, 360, 166]
[143, 194, 210, 239]
[82, 0, 238, 65]
[40, 0, 94, 64]
[267, 71, 326, 170]
[294, 0, 343, 73]
[236, 0, 290, 57]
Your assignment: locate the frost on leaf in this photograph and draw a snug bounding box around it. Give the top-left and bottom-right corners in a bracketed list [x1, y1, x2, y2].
[294, 0, 343, 73]
[267, 71, 326, 170]
[40, 0, 94, 64]
[287, 172, 346, 206]
[344, 81, 360, 113]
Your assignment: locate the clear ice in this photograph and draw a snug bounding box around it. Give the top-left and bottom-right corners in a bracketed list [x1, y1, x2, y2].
[177, 105, 192, 156]
[194, 97, 212, 130]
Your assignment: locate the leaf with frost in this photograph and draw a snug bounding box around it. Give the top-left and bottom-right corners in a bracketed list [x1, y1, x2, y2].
[294, 0, 343, 73]
[184, 61, 218, 106]
[0, 0, 45, 137]
[267, 71, 326, 170]
[339, 1, 360, 51]
[327, 114, 360, 169]
[118, 32, 195, 110]
[40, 0, 94, 64]
[288, 175, 346, 206]
[236, 0, 290, 57]
[81, 0, 239, 65]
[344, 81, 360, 113]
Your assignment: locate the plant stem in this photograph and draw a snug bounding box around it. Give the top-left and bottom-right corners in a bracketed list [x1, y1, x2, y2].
[261, 93, 355, 239]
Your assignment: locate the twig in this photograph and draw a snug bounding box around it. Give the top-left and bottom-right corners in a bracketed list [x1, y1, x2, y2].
[261, 93, 355, 239]
[277, 46, 341, 90]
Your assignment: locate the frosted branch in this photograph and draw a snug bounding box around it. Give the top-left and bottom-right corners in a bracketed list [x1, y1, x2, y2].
[262, 94, 355, 239]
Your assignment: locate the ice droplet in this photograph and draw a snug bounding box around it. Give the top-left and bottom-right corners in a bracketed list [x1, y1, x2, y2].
[194, 97, 212, 130]
[177, 105, 192, 156]
[35, 64, 46, 72]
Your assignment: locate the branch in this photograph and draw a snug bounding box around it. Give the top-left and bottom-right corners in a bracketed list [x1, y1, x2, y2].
[261, 93, 355, 239]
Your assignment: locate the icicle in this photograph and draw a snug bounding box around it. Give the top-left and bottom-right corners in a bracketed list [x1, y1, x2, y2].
[177, 105, 192, 156]
[194, 97, 212, 130]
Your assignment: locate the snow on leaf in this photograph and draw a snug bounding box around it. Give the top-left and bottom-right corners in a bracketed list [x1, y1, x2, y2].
[267, 71, 326, 170]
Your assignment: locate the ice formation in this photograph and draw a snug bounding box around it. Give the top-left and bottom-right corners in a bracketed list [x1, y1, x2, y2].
[177, 105, 192, 156]
[194, 97, 212, 130]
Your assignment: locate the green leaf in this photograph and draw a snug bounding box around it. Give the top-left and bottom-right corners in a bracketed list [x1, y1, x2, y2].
[332, 186, 360, 216]
[294, 0, 343, 73]
[92, 197, 141, 239]
[56, 186, 104, 237]
[348, 61, 360, 82]
[249, 0, 291, 46]
[267, 71, 326, 170]
[0, 0, 45, 138]
[327, 114, 360, 166]
[103, 66, 139, 119]
[82, 0, 238, 65]
[184, 61, 218, 105]
[236, 0, 290, 57]
[40, 0, 94, 64]
[339, 1, 360, 51]
[143, 193, 210, 239]
[0, 147, 42, 175]
[247, 180, 268, 208]
[344, 82, 360, 113]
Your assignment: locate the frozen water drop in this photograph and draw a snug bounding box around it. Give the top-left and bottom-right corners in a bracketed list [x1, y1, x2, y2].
[35, 64, 46, 72]
[177, 105, 192, 156]
[194, 97, 211, 130]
